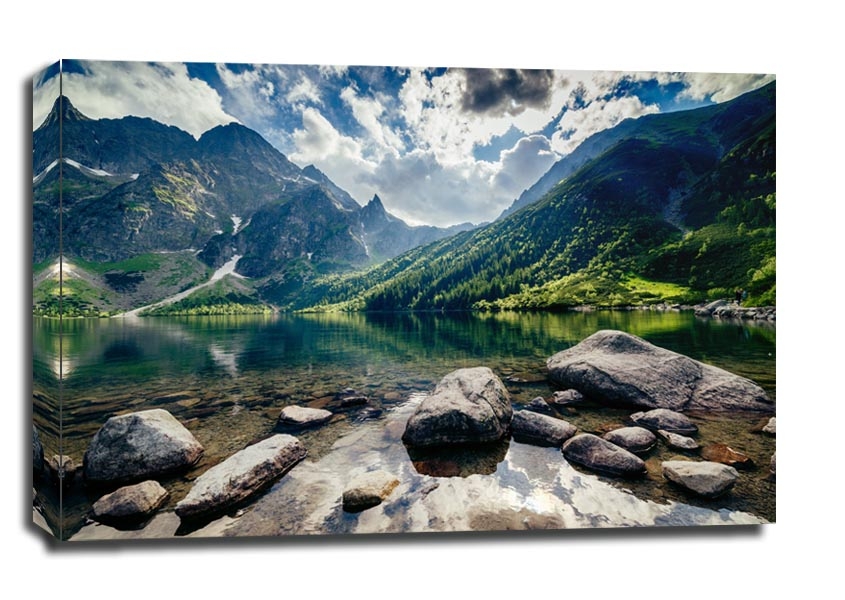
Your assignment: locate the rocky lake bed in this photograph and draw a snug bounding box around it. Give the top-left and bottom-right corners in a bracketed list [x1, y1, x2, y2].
[33, 322, 776, 540]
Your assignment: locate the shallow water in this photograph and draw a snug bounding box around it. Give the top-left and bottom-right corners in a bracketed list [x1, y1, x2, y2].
[31, 310, 776, 540]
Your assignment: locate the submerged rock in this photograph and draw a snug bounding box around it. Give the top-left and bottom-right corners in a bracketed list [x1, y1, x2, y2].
[511, 410, 576, 447]
[92, 480, 168, 524]
[630, 408, 698, 435]
[701, 443, 755, 470]
[562, 434, 646, 477]
[175, 434, 306, 520]
[402, 367, 513, 448]
[526, 397, 553, 414]
[657, 430, 699, 451]
[277, 405, 332, 429]
[546, 330, 773, 411]
[84, 409, 204, 484]
[342, 470, 400, 512]
[695, 299, 728, 317]
[662, 461, 739, 498]
[602, 427, 656, 454]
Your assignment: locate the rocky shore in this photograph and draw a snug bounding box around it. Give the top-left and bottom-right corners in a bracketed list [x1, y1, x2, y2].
[35, 328, 776, 539]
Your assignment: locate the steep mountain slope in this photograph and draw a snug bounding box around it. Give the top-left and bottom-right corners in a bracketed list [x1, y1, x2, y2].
[32, 96, 469, 314]
[307, 82, 775, 311]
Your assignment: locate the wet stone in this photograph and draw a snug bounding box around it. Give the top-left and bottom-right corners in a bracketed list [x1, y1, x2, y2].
[630, 408, 698, 435]
[662, 460, 739, 498]
[511, 410, 577, 447]
[602, 427, 656, 454]
[657, 429, 699, 450]
[550, 389, 585, 407]
[526, 397, 553, 414]
[562, 434, 646, 478]
[92, 480, 169, 525]
[342, 470, 400, 513]
[701, 443, 755, 470]
[277, 405, 333, 429]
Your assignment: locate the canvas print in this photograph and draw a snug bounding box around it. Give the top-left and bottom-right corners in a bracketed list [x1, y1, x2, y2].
[31, 60, 776, 541]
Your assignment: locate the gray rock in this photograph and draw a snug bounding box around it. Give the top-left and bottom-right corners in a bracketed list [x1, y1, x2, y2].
[657, 430, 699, 450]
[342, 470, 400, 512]
[526, 396, 553, 414]
[662, 460, 739, 498]
[92, 480, 169, 523]
[277, 405, 332, 428]
[175, 434, 306, 520]
[769, 453, 776, 480]
[546, 330, 773, 411]
[511, 410, 577, 447]
[550, 389, 585, 406]
[695, 299, 728, 316]
[84, 409, 204, 484]
[630, 408, 698, 435]
[602, 427, 656, 454]
[562, 434, 646, 477]
[402, 367, 512, 448]
[32, 426, 43, 474]
[762, 417, 776, 435]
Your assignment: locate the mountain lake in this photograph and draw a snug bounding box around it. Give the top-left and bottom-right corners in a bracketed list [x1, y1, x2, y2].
[32, 309, 776, 540]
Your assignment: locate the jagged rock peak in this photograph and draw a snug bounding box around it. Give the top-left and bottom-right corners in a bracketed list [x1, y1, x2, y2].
[37, 95, 91, 129]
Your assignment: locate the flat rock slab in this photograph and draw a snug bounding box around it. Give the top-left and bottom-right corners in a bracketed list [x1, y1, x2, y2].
[602, 427, 656, 454]
[657, 430, 699, 450]
[175, 434, 306, 520]
[562, 434, 646, 478]
[547, 330, 773, 411]
[92, 480, 169, 524]
[662, 460, 739, 498]
[84, 409, 204, 483]
[630, 408, 698, 435]
[342, 470, 400, 512]
[511, 410, 576, 447]
[277, 406, 332, 428]
[701, 443, 755, 470]
[402, 367, 513, 448]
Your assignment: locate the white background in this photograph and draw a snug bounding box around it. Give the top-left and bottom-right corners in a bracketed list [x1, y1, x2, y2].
[1, 2, 840, 598]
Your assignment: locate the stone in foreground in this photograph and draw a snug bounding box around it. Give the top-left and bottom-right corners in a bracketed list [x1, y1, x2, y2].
[84, 409, 204, 484]
[511, 410, 577, 447]
[546, 330, 773, 411]
[402, 367, 512, 448]
[562, 433, 646, 477]
[657, 430, 699, 450]
[277, 405, 333, 428]
[630, 408, 698, 435]
[662, 460, 739, 498]
[342, 470, 400, 513]
[92, 480, 169, 524]
[602, 427, 656, 454]
[176, 434, 306, 520]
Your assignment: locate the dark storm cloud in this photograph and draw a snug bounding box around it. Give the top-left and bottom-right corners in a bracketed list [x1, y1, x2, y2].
[459, 68, 556, 116]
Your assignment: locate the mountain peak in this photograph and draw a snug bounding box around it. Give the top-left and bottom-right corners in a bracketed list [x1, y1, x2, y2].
[367, 194, 384, 209]
[37, 95, 91, 129]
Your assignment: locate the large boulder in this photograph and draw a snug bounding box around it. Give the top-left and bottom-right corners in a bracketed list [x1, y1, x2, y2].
[630, 408, 698, 435]
[342, 470, 400, 513]
[84, 409, 204, 484]
[402, 367, 512, 448]
[662, 461, 739, 498]
[562, 434, 646, 477]
[175, 434, 306, 520]
[546, 330, 773, 411]
[511, 410, 577, 447]
[602, 427, 656, 454]
[91, 480, 169, 524]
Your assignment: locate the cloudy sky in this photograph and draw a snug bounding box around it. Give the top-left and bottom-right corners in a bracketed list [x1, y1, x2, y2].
[33, 60, 773, 227]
